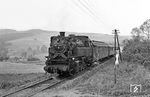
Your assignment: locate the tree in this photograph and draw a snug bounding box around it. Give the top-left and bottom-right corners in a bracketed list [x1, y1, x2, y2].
[0, 42, 9, 61]
[41, 45, 47, 53]
[140, 19, 150, 40]
[21, 51, 27, 58]
[131, 27, 143, 41]
[33, 49, 37, 56]
[36, 45, 40, 53]
[27, 47, 33, 59]
[122, 19, 150, 63]
[27, 47, 32, 52]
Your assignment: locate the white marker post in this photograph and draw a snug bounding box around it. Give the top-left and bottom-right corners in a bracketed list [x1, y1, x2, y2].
[115, 50, 119, 66]
[114, 50, 119, 84]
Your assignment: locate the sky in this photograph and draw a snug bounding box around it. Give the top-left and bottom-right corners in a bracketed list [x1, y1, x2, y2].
[0, 0, 149, 35]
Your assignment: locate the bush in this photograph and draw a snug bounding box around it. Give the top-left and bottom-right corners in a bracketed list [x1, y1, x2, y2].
[0, 56, 9, 61]
[122, 39, 150, 66]
[27, 57, 40, 61]
[0, 82, 14, 89]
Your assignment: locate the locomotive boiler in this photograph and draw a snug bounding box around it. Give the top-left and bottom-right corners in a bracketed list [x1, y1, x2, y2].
[44, 32, 114, 76]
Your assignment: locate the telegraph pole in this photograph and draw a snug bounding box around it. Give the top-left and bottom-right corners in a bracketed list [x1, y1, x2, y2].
[113, 29, 122, 61]
[112, 29, 122, 84]
[114, 29, 117, 53]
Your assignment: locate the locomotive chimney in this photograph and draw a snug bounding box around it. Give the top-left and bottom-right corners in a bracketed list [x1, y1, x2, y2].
[60, 32, 65, 37]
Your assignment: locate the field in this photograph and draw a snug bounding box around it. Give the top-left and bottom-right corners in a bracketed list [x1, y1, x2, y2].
[0, 62, 44, 74]
[0, 61, 45, 96]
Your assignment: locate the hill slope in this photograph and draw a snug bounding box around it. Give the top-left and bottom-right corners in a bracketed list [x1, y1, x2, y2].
[0, 29, 130, 60]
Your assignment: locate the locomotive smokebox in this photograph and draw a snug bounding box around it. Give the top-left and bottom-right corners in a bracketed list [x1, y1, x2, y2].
[60, 32, 65, 37]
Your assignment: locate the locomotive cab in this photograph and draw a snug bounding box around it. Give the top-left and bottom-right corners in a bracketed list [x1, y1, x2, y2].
[71, 36, 93, 57]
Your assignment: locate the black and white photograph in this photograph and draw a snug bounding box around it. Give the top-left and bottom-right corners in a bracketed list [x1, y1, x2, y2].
[0, 0, 150, 97]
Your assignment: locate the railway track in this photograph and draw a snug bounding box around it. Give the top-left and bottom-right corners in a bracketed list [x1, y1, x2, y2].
[0, 74, 56, 97]
[5, 78, 67, 97]
[1, 56, 114, 97]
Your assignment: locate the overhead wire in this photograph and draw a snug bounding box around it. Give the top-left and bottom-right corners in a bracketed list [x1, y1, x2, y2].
[82, 0, 107, 25]
[78, 0, 102, 22]
[77, 0, 102, 24]
[78, 0, 113, 30]
[71, 0, 99, 25]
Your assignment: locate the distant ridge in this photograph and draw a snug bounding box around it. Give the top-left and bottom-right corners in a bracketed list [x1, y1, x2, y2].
[0, 29, 130, 44]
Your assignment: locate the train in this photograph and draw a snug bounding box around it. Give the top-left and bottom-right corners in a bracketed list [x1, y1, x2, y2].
[44, 32, 115, 76]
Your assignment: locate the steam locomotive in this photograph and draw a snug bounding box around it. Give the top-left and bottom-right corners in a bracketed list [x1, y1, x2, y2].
[44, 32, 114, 76]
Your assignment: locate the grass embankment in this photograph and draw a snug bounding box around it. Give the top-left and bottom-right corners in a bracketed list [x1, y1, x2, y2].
[76, 61, 150, 96]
